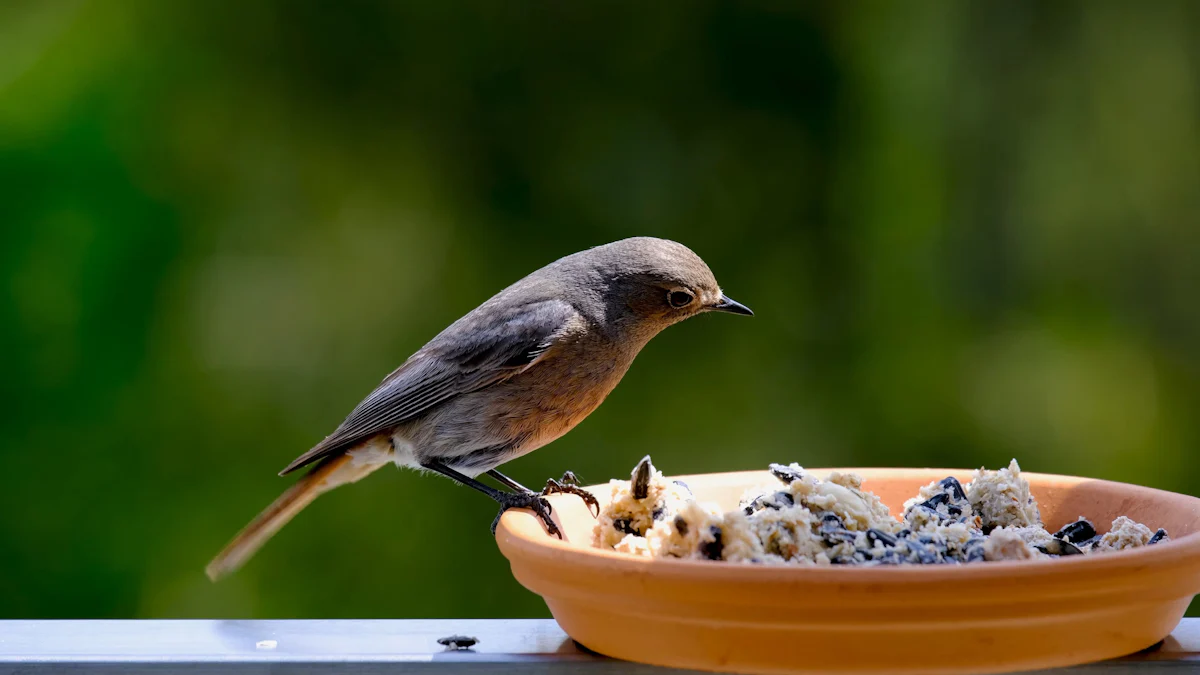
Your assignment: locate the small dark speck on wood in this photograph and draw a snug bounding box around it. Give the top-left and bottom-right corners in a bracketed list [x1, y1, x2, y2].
[437, 635, 479, 650]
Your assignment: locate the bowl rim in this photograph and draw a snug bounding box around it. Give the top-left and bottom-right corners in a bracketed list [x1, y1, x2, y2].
[495, 467, 1200, 584]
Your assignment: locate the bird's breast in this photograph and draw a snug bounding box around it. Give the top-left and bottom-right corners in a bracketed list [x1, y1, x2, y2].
[494, 347, 634, 450]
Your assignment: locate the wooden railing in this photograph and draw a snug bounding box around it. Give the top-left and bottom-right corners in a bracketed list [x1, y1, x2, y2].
[1, 618, 1197, 673]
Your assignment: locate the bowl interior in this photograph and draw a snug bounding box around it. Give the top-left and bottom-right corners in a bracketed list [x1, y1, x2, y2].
[500, 467, 1200, 560]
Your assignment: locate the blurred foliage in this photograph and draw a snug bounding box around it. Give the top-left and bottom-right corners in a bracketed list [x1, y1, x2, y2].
[1, 0, 1199, 619]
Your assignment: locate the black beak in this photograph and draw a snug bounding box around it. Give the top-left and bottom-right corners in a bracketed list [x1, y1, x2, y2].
[709, 294, 754, 316]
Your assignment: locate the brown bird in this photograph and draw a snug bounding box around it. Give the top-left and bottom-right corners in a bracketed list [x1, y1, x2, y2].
[206, 237, 752, 580]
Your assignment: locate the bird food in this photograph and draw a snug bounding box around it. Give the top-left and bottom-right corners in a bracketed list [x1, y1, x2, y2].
[593, 456, 1169, 565]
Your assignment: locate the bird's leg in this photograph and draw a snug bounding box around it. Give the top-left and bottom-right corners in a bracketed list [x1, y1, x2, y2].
[485, 469, 533, 494]
[421, 460, 561, 538]
[490, 468, 600, 518]
[541, 471, 600, 517]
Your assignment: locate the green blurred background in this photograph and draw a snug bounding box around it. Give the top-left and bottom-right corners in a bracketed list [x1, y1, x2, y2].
[2, 0, 1199, 619]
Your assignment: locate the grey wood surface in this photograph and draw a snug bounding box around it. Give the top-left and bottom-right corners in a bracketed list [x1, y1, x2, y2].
[1, 618, 1198, 673]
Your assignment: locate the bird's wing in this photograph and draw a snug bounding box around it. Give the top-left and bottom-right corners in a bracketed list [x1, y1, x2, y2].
[278, 299, 580, 475]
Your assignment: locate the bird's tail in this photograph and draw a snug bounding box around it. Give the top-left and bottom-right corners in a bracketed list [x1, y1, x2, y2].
[206, 453, 381, 581]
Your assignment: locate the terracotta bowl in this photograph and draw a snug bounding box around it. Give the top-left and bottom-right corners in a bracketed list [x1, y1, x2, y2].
[494, 468, 1200, 675]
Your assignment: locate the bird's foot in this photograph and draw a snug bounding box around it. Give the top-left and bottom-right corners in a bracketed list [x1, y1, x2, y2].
[491, 491, 561, 539]
[541, 471, 600, 517]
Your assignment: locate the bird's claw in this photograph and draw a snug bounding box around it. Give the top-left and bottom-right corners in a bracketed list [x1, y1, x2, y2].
[491, 491, 562, 539]
[542, 471, 600, 517]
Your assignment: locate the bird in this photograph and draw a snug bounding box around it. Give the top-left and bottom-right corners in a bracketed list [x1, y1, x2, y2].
[205, 236, 752, 581]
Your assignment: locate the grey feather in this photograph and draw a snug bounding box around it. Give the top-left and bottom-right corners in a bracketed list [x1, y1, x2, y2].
[279, 298, 579, 475]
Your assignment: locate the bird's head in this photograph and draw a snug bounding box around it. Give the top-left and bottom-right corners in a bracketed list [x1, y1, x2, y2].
[569, 237, 752, 337]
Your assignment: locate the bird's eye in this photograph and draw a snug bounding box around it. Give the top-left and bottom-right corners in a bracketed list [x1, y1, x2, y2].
[668, 290, 694, 308]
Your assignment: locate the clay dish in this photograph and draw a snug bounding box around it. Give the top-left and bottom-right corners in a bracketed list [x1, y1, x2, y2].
[495, 468, 1200, 674]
